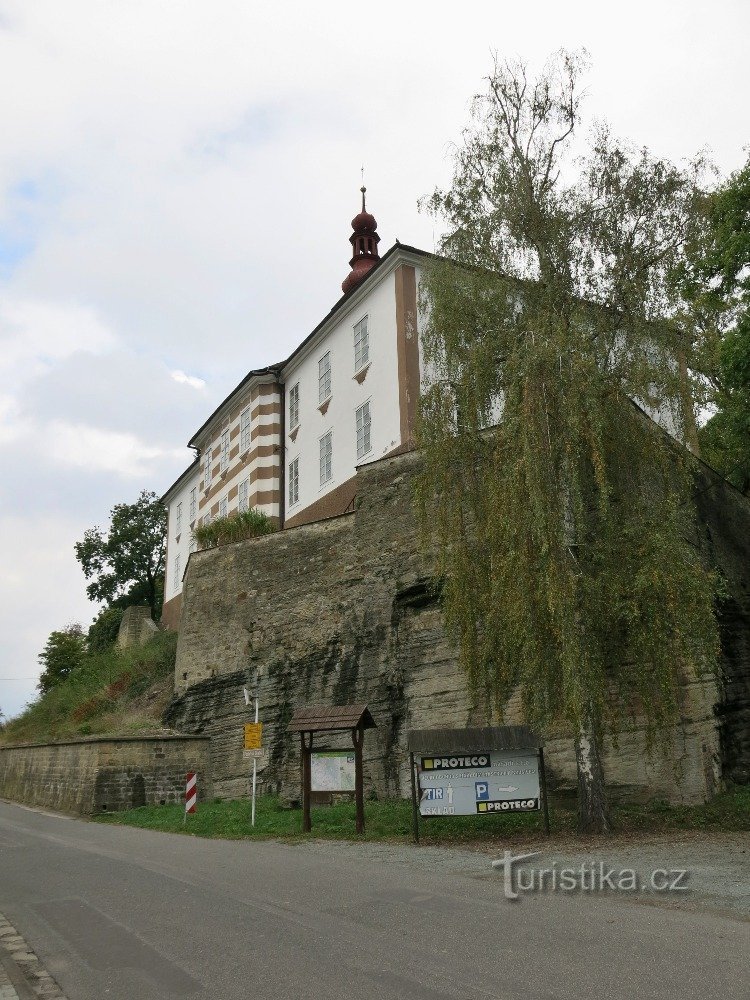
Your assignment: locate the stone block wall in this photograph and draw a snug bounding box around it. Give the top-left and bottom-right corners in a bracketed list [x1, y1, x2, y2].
[0, 735, 212, 815]
[165, 449, 750, 806]
[117, 606, 159, 649]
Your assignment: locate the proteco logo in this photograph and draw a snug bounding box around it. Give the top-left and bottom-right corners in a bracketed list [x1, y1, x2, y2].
[420, 755, 491, 770]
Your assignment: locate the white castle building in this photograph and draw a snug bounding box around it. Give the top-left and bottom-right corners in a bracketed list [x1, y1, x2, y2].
[161, 191, 425, 628]
[161, 189, 693, 629]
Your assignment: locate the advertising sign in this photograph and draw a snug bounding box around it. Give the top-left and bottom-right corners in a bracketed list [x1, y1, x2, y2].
[311, 751, 356, 792]
[418, 750, 540, 816]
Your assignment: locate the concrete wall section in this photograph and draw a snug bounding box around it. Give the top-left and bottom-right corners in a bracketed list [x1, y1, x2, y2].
[0, 736, 212, 815]
[167, 448, 750, 806]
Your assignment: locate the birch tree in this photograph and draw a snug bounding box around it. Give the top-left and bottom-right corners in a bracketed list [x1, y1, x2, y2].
[416, 51, 719, 832]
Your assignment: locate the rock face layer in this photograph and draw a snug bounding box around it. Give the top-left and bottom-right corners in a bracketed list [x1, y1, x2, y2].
[166, 449, 750, 804]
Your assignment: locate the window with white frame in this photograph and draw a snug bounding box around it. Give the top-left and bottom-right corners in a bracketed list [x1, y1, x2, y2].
[189, 538, 196, 554]
[289, 383, 300, 428]
[288, 457, 299, 506]
[318, 352, 331, 402]
[240, 407, 251, 453]
[356, 400, 372, 458]
[189, 487, 197, 522]
[175, 502, 182, 536]
[319, 431, 333, 485]
[238, 478, 249, 512]
[220, 428, 230, 473]
[219, 495, 228, 519]
[203, 511, 212, 527]
[173, 555, 181, 591]
[354, 316, 369, 372]
[203, 449, 212, 490]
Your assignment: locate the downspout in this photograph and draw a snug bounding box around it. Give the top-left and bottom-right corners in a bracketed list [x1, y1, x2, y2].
[278, 374, 286, 529]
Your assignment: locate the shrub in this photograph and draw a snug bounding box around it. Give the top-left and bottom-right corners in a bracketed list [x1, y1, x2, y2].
[193, 508, 277, 550]
[87, 606, 125, 652]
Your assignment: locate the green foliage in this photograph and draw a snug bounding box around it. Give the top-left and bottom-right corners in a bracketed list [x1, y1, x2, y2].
[678, 156, 750, 494]
[37, 624, 87, 694]
[3, 631, 177, 744]
[193, 507, 277, 549]
[87, 606, 125, 652]
[93, 785, 750, 840]
[416, 52, 719, 762]
[74, 491, 167, 617]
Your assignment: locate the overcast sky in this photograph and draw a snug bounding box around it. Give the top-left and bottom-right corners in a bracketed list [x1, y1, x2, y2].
[0, 1, 747, 719]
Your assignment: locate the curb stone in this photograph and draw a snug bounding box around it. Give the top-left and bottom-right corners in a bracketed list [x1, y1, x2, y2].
[0, 915, 67, 1000]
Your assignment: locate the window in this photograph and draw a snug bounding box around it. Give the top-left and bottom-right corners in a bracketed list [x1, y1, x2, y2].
[175, 502, 182, 536]
[219, 496, 228, 519]
[240, 408, 251, 453]
[220, 429, 230, 473]
[318, 352, 331, 403]
[189, 538, 196, 554]
[173, 555, 181, 591]
[203, 511, 212, 527]
[288, 457, 299, 506]
[319, 431, 333, 485]
[204, 449, 212, 490]
[238, 478, 249, 513]
[356, 400, 372, 458]
[289, 383, 300, 429]
[189, 487, 197, 522]
[354, 316, 369, 372]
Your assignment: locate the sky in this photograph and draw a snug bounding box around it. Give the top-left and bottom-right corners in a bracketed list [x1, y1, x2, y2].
[0, 0, 748, 719]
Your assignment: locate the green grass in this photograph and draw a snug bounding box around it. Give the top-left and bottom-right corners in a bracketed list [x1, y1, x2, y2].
[94, 784, 750, 845]
[0, 631, 177, 744]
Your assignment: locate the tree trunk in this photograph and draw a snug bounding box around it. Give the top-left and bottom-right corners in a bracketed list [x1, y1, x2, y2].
[575, 719, 611, 834]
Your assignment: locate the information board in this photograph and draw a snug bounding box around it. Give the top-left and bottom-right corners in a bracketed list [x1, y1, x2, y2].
[417, 750, 540, 816]
[311, 751, 356, 792]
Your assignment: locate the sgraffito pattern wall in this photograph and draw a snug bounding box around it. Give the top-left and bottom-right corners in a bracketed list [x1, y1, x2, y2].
[0, 735, 212, 815]
[165, 449, 750, 805]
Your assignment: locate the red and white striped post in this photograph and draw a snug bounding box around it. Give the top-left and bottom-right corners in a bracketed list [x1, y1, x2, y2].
[184, 771, 197, 825]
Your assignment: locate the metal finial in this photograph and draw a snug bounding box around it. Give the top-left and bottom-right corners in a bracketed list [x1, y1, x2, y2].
[360, 185, 366, 212]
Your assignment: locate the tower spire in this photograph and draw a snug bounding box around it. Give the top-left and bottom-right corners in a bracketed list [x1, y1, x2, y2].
[342, 185, 381, 295]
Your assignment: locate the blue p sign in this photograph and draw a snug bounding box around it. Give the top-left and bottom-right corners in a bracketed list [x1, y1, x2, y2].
[475, 781, 489, 801]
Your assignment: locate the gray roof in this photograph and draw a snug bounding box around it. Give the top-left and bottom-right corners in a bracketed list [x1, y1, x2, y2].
[407, 726, 542, 753]
[287, 704, 376, 733]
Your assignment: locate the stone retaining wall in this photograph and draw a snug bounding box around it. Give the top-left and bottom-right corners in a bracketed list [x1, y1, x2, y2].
[166, 449, 750, 806]
[0, 735, 212, 815]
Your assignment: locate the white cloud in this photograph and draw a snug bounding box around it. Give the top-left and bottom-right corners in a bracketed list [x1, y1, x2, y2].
[171, 370, 206, 390]
[47, 420, 186, 479]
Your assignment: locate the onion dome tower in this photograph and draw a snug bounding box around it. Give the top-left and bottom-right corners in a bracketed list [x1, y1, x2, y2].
[342, 186, 381, 295]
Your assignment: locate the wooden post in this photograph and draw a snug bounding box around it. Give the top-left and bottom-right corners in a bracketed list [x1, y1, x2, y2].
[352, 726, 364, 835]
[539, 747, 550, 836]
[301, 732, 312, 833]
[409, 752, 420, 844]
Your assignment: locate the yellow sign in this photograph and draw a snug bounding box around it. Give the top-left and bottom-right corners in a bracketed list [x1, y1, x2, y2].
[244, 723, 263, 750]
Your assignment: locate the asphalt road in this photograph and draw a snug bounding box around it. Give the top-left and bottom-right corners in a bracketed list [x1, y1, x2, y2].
[0, 801, 748, 1000]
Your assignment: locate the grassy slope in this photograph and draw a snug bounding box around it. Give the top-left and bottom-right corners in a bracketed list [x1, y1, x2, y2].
[0, 632, 177, 744]
[95, 785, 750, 846]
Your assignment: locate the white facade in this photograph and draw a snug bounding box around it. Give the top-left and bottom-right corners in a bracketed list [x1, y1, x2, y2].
[163, 466, 199, 607]
[283, 259, 411, 519]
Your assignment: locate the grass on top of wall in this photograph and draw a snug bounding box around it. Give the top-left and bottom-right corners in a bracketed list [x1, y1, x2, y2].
[94, 784, 750, 845]
[0, 631, 177, 745]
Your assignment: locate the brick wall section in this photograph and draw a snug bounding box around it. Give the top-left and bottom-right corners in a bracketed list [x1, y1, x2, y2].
[0, 736, 212, 815]
[165, 449, 750, 805]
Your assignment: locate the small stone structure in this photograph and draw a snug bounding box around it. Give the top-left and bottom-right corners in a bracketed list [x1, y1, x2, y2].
[165, 448, 750, 806]
[117, 606, 159, 649]
[0, 735, 212, 815]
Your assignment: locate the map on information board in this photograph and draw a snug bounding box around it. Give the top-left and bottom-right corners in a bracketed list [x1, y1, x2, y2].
[311, 751, 356, 792]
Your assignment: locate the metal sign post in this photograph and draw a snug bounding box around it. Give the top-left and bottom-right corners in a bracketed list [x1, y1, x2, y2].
[243, 675, 263, 829]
